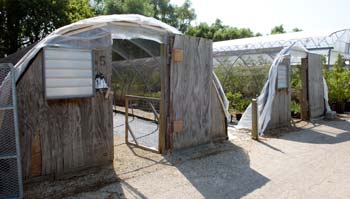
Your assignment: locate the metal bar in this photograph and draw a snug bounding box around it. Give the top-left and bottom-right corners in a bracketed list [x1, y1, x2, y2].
[327, 49, 332, 67]
[125, 96, 129, 144]
[307, 47, 334, 51]
[214, 47, 284, 57]
[127, 142, 159, 153]
[125, 94, 160, 101]
[11, 64, 24, 198]
[127, 124, 139, 145]
[148, 101, 159, 122]
[0, 106, 14, 110]
[0, 155, 17, 160]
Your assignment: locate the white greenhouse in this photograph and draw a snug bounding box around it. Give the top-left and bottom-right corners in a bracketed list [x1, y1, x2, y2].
[212, 29, 350, 134]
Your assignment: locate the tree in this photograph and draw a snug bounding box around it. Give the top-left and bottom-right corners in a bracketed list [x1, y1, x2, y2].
[103, 0, 196, 33]
[186, 19, 254, 41]
[104, 0, 154, 16]
[0, 0, 95, 58]
[292, 27, 302, 32]
[173, 0, 196, 32]
[270, 24, 286, 35]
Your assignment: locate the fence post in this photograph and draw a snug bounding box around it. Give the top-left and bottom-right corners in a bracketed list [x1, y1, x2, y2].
[125, 95, 129, 144]
[252, 99, 259, 140]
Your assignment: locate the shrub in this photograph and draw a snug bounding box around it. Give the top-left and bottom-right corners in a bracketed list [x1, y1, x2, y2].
[227, 92, 251, 113]
[324, 54, 350, 103]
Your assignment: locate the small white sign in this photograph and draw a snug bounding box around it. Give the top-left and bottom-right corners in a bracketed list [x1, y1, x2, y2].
[277, 64, 288, 89]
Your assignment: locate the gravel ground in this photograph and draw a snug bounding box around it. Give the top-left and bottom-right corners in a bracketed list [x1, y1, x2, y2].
[26, 115, 350, 199]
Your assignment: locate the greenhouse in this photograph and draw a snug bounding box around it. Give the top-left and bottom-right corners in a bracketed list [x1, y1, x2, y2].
[212, 30, 350, 133]
[214, 29, 350, 65]
[0, 14, 227, 184]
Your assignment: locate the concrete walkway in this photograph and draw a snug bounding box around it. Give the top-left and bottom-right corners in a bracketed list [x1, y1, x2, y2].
[25, 116, 350, 199]
[76, 117, 350, 199]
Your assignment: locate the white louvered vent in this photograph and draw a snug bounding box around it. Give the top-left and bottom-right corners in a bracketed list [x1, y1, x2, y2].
[43, 48, 94, 99]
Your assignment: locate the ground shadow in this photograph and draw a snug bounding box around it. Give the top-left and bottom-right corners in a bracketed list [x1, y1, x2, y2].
[164, 141, 269, 199]
[280, 119, 350, 144]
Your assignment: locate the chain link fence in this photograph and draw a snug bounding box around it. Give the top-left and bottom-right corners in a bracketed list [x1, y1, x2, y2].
[0, 63, 23, 198]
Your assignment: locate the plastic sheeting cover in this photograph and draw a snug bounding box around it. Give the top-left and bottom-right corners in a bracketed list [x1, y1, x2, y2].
[0, 15, 182, 125]
[236, 45, 331, 135]
[12, 14, 182, 82]
[212, 72, 230, 119]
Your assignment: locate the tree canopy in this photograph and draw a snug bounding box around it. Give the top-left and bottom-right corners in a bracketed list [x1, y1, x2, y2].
[271, 24, 286, 35]
[103, 0, 196, 32]
[271, 24, 303, 35]
[0, 0, 95, 57]
[186, 19, 254, 41]
[0, 0, 304, 58]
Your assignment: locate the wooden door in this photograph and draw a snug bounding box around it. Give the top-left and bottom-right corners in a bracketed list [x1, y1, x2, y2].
[169, 35, 213, 150]
[308, 53, 325, 118]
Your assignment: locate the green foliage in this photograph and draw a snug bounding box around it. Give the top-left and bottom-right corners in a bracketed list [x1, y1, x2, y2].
[291, 101, 300, 114]
[172, 0, 196, 32]
[186, 19, 254, 41]
[292, 27, 302, 32]
[104, 0, 154, 16]
[0, 0, 95, 57]
[215, 63, 270, 99]
[291, 65, 301, 90]
[324, 54, 350, 102]
[216, 56, 271, 113]
[103, 0, 196, 33]
[226, 92, 251, 113]
[271, 24, 286, 35]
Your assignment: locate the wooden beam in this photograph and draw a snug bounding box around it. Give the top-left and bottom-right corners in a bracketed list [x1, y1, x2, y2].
[159, 44, 167, 154]
[300, 58, 309, 120]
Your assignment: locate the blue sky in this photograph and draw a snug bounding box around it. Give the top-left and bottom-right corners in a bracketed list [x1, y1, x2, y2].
[171, 0, 350, 34]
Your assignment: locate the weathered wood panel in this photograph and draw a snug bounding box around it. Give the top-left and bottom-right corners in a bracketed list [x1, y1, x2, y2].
[300, 58, 309, 120]
[308, 53, 325, 118]
[267, 57, 291, 130]
[210, 80, 227, 139]
[17, 48, 113, 179]
[170, 35, 226, 150]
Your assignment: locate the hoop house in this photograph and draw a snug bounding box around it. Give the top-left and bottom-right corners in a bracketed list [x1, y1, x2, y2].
[212, 30, 345, 133]
[0, 15, 227, 181]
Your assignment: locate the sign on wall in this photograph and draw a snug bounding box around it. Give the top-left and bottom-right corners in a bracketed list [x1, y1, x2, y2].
[43, 48, 94, 99]
[277, 63, 289, 89]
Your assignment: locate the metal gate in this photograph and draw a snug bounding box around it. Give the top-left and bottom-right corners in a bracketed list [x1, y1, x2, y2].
[0, 63, 23, 198]
[125, 95, 160, 153]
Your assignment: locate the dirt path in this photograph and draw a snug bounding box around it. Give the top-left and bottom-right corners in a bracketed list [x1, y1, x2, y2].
[26, 116, 350, 199]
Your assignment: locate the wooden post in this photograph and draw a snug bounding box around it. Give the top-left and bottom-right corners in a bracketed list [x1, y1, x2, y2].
[125, 95, 129, 143]
[301, 58, 309, 121]
[252, 99, 258, 140]
[159, 44, 167, 154]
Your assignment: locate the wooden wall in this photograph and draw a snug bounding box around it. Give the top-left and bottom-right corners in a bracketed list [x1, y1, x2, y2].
[267, 57, 291, 130]
[210, 80, 227, 139]
[266, 53, 325, 130]
[169, 35, 227, 150]
[17, 49, 113, 180]
[307, 53, 325, 118]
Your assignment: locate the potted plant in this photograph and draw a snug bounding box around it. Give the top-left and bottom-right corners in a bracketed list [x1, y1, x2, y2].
[227, 92, 250, 121]
[291, 101, 301, 118]
[325, 54, 349, 113]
